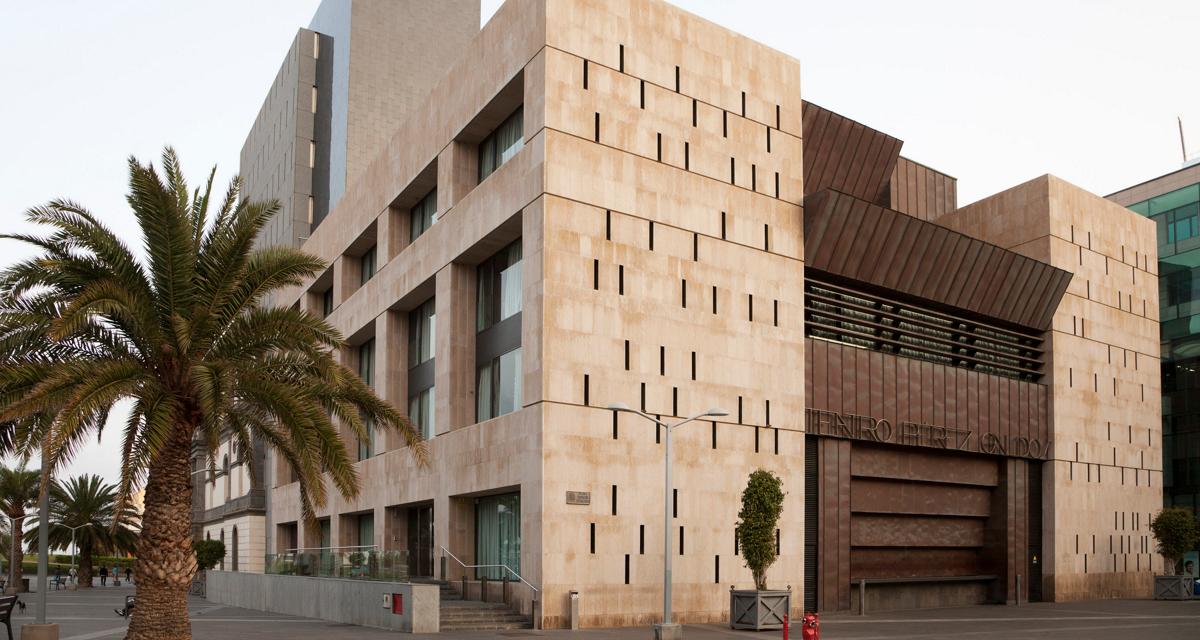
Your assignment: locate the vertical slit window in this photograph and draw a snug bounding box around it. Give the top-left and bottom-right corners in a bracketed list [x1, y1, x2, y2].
[606, 209, 612, 240]
[773, 300, 779, 326]
[764, 224, 770, 251]
[741, 91, 746, 117]
[594, 112, 600, 142]
[624, 340, 630, 371]
[593, 259, 600, 290]
[619, 265, 625, 295]
[712, 286, 718, 314]
[720, 211, 727, 239]
[767, 126, 772, 152]
[649, 221, 655, 250]
[682, 279, 687, 308]
[625, 554, 630, 584]
[730, 157, 736, 184]
[590, 523, 596, 554]
[583, 59, 589, 89]
[748, 294, 754, 321]
[359, 246, 377, 285]
[715, 556, 720, 583]
[679, 526, 685, 555]
[691, 351, 697, 381]
[640, 382, 646, 412]
[612, 410, 619, 440]
[640, 80, 645, 109]
[752, 164, 757, 191]
[660, 346, 665, 376]
[755, 425, 759, 452]
[612, 485, 618, 516]
[672, 387, 678, 416]
[657, 133, 662, 162]
[583, 374, 590, 406]
[693, 233, 699, 261]
[774, 427, 779, 454]
[776, 104, 781, 129]
[684, 141, 690, 170]
[723, 111, 727, 137]
[639, 525, 645, 554]
[775, 172, 780, 198]
[674, 65, 680, 92]
[711, 421, 717, 449]
[692, 99, 697, 126]
[739, 396, 744, 424]
[619, 44, 624, 72]
[673, 489, 678, 518]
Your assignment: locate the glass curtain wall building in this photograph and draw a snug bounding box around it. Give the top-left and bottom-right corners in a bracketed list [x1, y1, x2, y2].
[1117, 176, 1200, 511]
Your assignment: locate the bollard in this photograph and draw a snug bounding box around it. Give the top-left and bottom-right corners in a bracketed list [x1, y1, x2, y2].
[569, 590, 580, 630]
[481, 576, 489, 603]
[859, 580, 867, 616]
[1016, 574, 1022, 606]
[461, 575, 467, 600]
[783, 613, 789, 640]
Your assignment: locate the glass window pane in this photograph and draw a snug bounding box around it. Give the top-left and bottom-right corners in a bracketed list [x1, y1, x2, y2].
[1149, 184, 1200, 215]
[499, 348, 522, 415]
[500, 260, 522, 321]
[361, 246, 376, 285]
[477, 360, 494, 421]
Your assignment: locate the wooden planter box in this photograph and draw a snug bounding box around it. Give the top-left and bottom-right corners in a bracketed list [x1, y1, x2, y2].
[1154, 575, 1194, 600]
[730, 589, 791, 630]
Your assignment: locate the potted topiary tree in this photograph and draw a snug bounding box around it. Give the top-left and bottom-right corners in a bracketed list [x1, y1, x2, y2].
[192, 539, 226, 599]
[731, 469, 789, 630]
[1151, 508, 1200, 600]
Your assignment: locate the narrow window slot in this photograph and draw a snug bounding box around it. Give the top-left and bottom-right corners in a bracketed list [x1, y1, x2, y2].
[649, 221, 655, 250]
[606, 210, 612, 240]
[693, 233, 699, 261]
[751, 164, 757, 191]
[639, 525, 645, 554]
[748, 294, 754, 321]
[594, 112, 600, 142]
[674, 65, 680, 92]
[723, 110, 727, 137]
[681, 279, 687, 308]
[711, 421, 717, 449]
[660, 346, 666, 376]
[583, 59, 589, 89]
[612, 485, 618, 515]
[640, 80, 645, 109]
[619, 44, 625, 72]
[593, 259, 600, 290]
[590, 523, 596, 554]
[692, 99, 697, 126]
[684, 141, 690, 170]
[624, 340, 630, 371]
[583, 374, 590, 406]
[720, 211, 727, 239]
[773, 299, 779, 326]
[613, 410, 619, 439]
[625, 555, 631, 584]
[767, 126, 772, 152]
[672, 387, 678, 416]
[619, 265, 625, 295]
[730, 157, 736, 184]
[657, 133, 662, 161]
[712, 286, 718, 314]
[741, 91, 746, 117]
[679, 527, 685, 555]
[691, 351, 697, 381]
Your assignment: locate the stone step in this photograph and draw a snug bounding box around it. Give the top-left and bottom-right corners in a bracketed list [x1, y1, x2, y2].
[440, 622, 533, 631]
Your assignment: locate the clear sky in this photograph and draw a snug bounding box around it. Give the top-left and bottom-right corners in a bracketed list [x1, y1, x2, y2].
[2, 0, 1197, 486]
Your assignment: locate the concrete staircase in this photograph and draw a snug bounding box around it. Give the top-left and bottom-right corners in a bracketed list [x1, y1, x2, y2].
[431, 580, 533, 631]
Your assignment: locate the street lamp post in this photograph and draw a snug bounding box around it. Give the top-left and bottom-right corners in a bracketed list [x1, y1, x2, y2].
[64, 524, 94, 585]
[607, 403, 728, 640]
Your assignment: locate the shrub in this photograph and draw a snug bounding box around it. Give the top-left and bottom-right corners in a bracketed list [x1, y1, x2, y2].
[1151, 508, 1200, 575]
[193, 539, 226, 572]
[736, 469, 786, 590]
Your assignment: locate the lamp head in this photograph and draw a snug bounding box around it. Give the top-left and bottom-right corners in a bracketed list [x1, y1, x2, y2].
[606, 402, 631, 412]
[703, 407, 730, 417]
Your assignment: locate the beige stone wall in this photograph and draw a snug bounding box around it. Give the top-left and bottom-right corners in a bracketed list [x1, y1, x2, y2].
[536, 0, 804, 625]
[203, 514, 267, 574]
[343, 0, 479, 192]
[939, 175, 1163, 600]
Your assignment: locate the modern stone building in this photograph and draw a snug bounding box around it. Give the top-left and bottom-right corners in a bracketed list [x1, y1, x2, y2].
[193, 0, 479, 575]
[1110, 163, 1200, 515]
[229, 0, 1162, 628]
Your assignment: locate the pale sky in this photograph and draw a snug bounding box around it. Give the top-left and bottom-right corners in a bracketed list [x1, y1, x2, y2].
[2, 0, 1197, 486]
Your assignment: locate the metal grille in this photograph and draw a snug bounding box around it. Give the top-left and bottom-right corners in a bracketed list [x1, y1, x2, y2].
[803, 436, 819, 612]
[805, 276, 1046, 382]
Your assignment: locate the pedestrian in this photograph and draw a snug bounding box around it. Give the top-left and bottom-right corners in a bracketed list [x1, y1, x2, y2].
[69, 566, 77, 585]
[112, 565, 120, 586]
[125, 566, 132, 584]
[99, 565, 108, 586]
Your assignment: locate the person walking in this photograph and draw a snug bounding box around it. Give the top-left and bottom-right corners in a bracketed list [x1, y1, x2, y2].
[99, 565, 108, 586]
[125, 566, 132, 584]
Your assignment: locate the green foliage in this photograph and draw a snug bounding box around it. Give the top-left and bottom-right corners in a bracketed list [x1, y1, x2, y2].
[193, 539, 225, 572]
[0, 147, 426, 529]
[24, 474, 139, 557]
[736, 469, 785, 590]
[1151, 508, 1200, 575]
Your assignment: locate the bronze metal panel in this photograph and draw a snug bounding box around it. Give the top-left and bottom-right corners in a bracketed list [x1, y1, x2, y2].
[851, 548, 982, 580]
[851, 515, 985, 548]
[802, 102, 903, 204]
[812, 338, 827, 410]
[851, 478, 992, 517]
[804, 190, 1070, 331]
[855, 346, 870, 416]
[869, 350, 884, 419]
[852, 444, 1000, 486]
[933, 363, 946, 427]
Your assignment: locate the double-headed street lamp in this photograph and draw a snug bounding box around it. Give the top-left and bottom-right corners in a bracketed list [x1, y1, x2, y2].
[64, 524, 95, 584]
[607, 403, 729, 640]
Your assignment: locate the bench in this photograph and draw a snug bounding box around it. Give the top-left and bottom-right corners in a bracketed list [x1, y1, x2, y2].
[0, 594, 18, 640]
[115, 595, 135, 620]
[850, 575, 998, 615]
[51, 575, 66, 590]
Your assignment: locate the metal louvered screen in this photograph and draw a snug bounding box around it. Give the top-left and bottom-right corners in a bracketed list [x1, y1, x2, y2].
[805, 276, 1046, 382]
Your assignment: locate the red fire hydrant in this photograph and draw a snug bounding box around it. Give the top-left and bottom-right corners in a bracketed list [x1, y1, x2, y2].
[800, 612, 820, 640]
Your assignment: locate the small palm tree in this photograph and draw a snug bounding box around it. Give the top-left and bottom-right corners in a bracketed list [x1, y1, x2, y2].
[0, 467, 39, 593]
[0, 149, 423, 639]
[24, 475, 138, 588]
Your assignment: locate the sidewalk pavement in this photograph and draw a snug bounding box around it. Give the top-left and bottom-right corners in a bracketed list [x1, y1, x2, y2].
[10, 586, 1200, 639]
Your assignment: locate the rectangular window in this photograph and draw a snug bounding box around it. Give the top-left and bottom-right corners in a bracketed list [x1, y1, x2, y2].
[408, 297, 436, 440]
[410, 188, 438, 242]
[360, 246, 377, 285]
[477, 240, 523, 331]
[408, 298, 436, 368]
[478, 107, 524, 182]
[309, 140, 316, 168]
[322, 288, 334, 317]
[357, 338, 376, 460]
[475, 493, 520, 579]
[477, 347, 522, 421]
[408, 387, 435, 441]
[307, 196, 314, 224]
[311, 86, 318, 113]
[477, 241, 523, 422]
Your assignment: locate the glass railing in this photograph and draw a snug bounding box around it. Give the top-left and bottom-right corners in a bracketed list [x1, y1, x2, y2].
[264, 547, 412, 582]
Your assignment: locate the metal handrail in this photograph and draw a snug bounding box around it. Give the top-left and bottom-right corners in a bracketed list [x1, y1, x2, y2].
[440, 546, 539, 594]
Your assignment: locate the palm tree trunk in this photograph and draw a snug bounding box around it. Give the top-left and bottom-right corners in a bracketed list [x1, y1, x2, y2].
[8, 515, 23, 593]
[79, 544, 93, 589]
[127, 427, 196, 640]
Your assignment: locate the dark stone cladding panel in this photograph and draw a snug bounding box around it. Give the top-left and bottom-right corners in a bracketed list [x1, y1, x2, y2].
[804, 189, 1072, 331]
[801, 101, 903, 205]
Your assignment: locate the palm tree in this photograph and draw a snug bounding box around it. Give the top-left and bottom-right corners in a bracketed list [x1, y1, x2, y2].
[0, 467, 39, 593]
[0, 149, 423, 639]
[24, 475, 138, 588]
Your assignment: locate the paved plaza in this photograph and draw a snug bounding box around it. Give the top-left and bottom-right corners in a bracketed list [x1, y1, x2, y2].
[10, 586, 1200, 639]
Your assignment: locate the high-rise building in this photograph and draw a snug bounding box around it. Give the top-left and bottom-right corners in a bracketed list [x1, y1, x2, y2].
[208, 0, 1162, 628]
[1109, 162, 1200, 513]
[192, 0, 479, 574]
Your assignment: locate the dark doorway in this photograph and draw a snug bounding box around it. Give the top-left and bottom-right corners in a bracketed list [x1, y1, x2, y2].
[1027, 462, 1043, 602]
[804, 436, 819, 612]
[407, 504, 435, 578]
